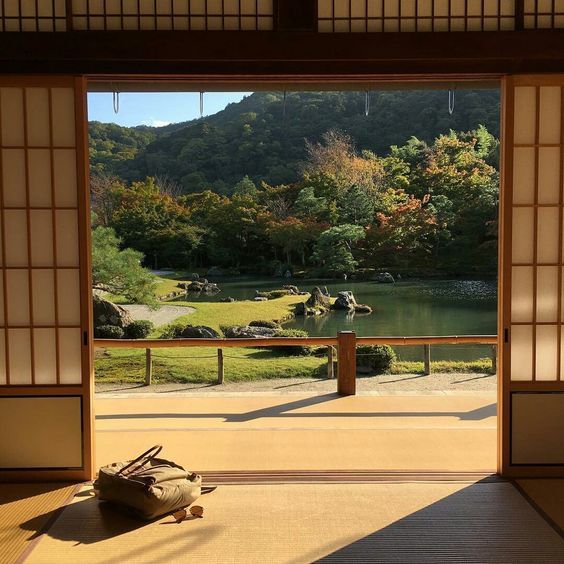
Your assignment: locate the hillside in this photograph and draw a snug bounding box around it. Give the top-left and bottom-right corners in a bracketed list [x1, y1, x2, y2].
[89, 89, 500, 193]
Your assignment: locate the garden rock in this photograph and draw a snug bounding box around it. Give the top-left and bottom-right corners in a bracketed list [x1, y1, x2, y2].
[373, 272, 395, 283]
[354, 304, 373, 314]
[254, 296, 268, 301]
[223, 325, 277, 338]
[332, 291, 357, 311]
[93, 294, 132, 329]
[220, 297, 236, 302]
[283, 285, 300, 295]
[180, 325, 221, 339]
[295, 286, 330, 316]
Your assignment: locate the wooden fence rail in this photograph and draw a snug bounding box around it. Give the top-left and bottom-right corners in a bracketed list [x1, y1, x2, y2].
[95, 332, 498, 395]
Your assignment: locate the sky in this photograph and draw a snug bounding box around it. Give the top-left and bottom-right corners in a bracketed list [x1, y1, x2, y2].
[87, 91, 252, 127]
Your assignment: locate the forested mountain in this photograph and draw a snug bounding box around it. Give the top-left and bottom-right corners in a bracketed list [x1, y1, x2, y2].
[89, 89, 500, 194]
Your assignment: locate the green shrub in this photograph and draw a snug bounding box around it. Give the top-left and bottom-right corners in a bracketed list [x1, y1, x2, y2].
[249, 320, 281, 329]
[256, 289, 292, 300]
[125, 320, 154, 339]
[95, 325, 125, 339]
[160, 322, 186, 339]
[356, 344, 396, 374]
[271, 328, 311, 356]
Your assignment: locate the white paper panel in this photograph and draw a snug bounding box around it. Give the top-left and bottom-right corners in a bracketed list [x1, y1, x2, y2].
[8, 329, 32, 385]
[537, 207, 560, 264]
[512, 148, 536, 204]
[0, 330, 6, 385]
[53, 149, 77, 206]
[6, 269, 29, 326]
[537, 266, 559, 322]
[514, 87, 537, 145]
[57, 269, 80, 325]
[30, 210, 54, 267]
[511, 266, 534, 323]
[25, 88, 50, 147]
[4, 210, 28, 267]
[58, 327, 82, 384]
[2, 149, 26, 207]
[512, 207, 534, 263]
[55, 210, 79, 267]
[28, 149, 52, 207]
[539, 87, 562, 145]
[511, 324, 533, 381]
[538, 147, 561, 204]
[51, 88, 75, 147]
[536, 325, 559, 381]
[31, 269, 55, 326]
[33, 328, 57, 385]
[0, 88, 24, 146]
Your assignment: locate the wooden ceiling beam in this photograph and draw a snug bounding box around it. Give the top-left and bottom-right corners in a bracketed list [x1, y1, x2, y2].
[1, 30, 564, 76]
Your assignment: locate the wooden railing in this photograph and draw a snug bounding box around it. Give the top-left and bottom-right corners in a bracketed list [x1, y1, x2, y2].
[94, 332, 498, 396]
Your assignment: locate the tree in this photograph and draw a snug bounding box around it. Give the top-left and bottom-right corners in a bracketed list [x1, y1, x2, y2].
[110, 177, 202, 269]
[312, 224, 365, 275]
[233, 175, 258, 197]
[267, 217, 321, 265]
[91, 226, 158, 306]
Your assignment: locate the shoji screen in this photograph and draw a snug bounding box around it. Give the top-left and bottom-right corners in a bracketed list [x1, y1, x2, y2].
[0, 77, 92, 480]
[502, 76, 564, 476]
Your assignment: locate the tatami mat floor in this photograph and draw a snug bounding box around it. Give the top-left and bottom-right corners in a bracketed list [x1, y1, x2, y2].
[95, 393, 497, 472]
[26, 481, 564, 564]
[0, 482, 76, 564]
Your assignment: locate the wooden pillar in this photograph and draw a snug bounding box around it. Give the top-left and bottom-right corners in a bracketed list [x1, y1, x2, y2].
[337, 331, 356, 396]
[327, 346, 335, 379]
[144, 348, 152, 386]
[217, 348, 224, 384]
[423, 344, 431, 375]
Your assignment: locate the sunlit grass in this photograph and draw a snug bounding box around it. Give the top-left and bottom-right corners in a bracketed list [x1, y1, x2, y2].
[95, 346, 328, 384]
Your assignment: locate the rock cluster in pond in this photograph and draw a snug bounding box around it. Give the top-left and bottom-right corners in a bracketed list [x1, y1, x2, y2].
[223, 325, 277, 338]
[93, 294, 132, 329]
[178, 325, 221, 339]
[220, 297, 236, 303]
[295, 287, 331, 316]
[178, 279, 220, 293]
[373, 272, 395, 284]
[295, 288, 372, 316]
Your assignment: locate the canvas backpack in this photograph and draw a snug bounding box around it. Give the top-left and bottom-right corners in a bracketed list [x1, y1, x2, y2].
[94, 445, 215, 520]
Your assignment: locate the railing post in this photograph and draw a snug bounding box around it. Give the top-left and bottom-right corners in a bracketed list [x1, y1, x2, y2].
[337, 331, 356, 396]
[327, 346, 335, 379]
[217, 348, 224, 384]
[144, 348, 152, 386]
[491, 344, 497, 375]
[423, 344, 431, 375]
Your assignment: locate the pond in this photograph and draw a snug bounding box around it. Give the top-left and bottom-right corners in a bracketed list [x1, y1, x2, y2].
[178, 277, 497, 362]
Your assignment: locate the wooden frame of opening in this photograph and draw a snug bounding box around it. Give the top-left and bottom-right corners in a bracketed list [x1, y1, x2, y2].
[8, 70, 564, 480]
[0, 75, 93, 482]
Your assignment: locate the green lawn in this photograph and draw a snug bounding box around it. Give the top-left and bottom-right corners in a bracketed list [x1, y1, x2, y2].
[158, 295, 304, 334]
[95, 346, 329, 384]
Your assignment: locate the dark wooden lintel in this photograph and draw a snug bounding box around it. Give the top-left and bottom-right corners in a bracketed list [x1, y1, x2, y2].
[1, 30, 564, 76]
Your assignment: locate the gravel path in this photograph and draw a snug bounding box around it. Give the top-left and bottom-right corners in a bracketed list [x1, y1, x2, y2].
[121, 304, 195, 326]
[96, 372, 497, 395]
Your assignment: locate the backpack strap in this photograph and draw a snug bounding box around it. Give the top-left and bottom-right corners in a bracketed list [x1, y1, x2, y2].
[118, 445, 163, 477]
[201, 486, 217, 495]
